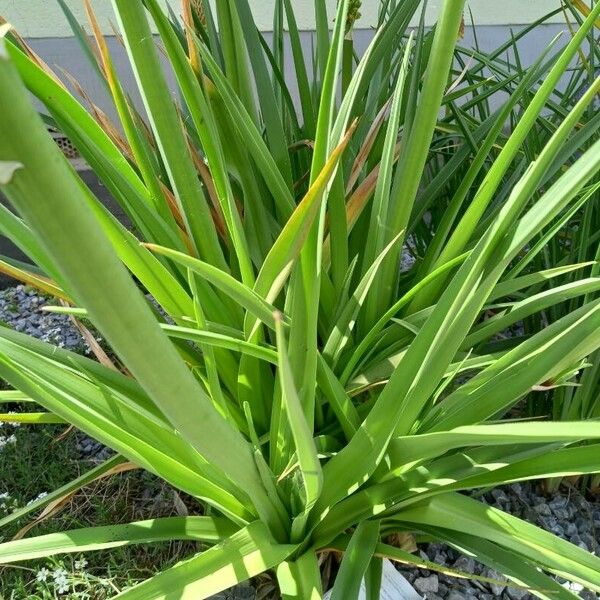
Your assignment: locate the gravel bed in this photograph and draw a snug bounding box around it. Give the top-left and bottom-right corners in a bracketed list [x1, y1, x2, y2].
[1, 285, 600, 598]
[396, 483, 600, 599]
[0, 285, 112, 462]
[0, 285, 89, 353]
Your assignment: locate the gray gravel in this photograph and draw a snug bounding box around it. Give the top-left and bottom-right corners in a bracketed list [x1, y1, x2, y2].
[0, 285, 112, 461]
[396, 483, 600, 599]
[1, 285, 600, 598]
[0, 285, 89, 353]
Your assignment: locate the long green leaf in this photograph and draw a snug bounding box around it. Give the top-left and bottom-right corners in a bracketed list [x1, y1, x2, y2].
[112, 0, 227, 270]
[113, 522, 296, 600]
[377, 0, 467, 311]
[275, 317, 323, 540]
[385, 421, 600, 477]
[330, 521, 380, 600]
[0, 517, 237, 564]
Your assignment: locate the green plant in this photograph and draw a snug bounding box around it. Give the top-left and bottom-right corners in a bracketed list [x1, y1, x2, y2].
[0, 0, 600, 598]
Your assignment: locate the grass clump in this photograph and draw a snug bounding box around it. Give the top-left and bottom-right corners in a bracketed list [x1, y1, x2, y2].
[0, 0, 598, 597]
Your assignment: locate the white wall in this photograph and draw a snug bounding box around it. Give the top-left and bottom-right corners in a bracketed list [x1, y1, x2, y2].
[0, 0, 564, 38]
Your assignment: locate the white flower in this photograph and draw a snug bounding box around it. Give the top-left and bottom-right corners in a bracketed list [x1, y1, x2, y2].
[7, 411, 20, 428]
[27, 491, 49, 506]
[74, 558, 88, 570]
[53, 569, 70, 594]
[36, 567, 50, 582]
[52, 568, 68, 581]
[0, 434, 17, 449]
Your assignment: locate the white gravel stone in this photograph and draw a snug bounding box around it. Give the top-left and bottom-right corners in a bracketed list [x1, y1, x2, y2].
[414, 575, 439, 594]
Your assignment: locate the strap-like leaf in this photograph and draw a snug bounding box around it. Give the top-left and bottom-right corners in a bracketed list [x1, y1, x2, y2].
[275, 316, 323, 540]
[113, 521, 296, 600]
[330, 521, 380, 600]
[0, 516, 237, 564]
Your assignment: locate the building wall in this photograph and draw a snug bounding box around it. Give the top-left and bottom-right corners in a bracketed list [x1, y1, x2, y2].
[0, 0, 565, 37]
[0, 0, 572, 115]
[0, 0, 577, 284]
[0, 0, 571, 106]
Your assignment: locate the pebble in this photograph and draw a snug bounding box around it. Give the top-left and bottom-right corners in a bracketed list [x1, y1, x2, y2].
[534, 503, 552, 516]
[549, 496, 569, 510]
[401, 247, 417, 273]
[576, 517, 592, 533]
[491, 489, 509, 505]
[414, 575, 439, 594]
[565, 522, 578, 537]
[482, 568, 505, 595]
[453, 556, 476, 574]
[506, 587, 530, 600]
[510, 483, 523, 496]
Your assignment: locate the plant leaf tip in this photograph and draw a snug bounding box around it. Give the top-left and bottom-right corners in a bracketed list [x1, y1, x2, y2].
[0, 23, 11, 59]
[0, 161, 23, 184]
[0, 21, 11, 37]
